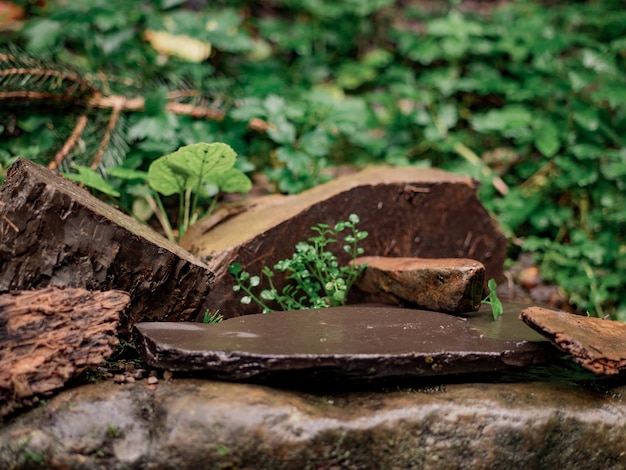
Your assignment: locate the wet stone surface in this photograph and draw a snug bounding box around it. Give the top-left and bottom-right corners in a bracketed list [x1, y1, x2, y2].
[135, 303, 555, 381]
[2, 376, 626, 470]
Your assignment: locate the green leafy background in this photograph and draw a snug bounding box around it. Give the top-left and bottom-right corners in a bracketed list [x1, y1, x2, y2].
[1, 0, 625, 319]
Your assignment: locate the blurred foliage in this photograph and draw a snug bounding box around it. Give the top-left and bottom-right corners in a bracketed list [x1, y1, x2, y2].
[1, 0, 625, 319]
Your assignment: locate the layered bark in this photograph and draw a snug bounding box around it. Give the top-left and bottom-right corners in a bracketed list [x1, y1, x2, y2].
[0, 158, 214, 335]
[0, 287, 129, 416]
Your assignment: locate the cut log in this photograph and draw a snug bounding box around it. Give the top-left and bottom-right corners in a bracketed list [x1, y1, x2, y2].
[0, 286, 129, 417]
[351, 256, 485, 313]
[0, 158, 214, 335]
[181, 166, 507, 317]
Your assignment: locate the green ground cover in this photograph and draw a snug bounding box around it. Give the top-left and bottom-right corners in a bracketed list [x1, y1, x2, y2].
[1, 0, 624, 319]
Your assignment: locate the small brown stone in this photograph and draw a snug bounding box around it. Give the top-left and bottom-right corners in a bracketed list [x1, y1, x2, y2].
[521, 306, 626, 375]
[519, 266, 541, 290]
[113, 374, 126, 384]
[351, 256, 485, 313]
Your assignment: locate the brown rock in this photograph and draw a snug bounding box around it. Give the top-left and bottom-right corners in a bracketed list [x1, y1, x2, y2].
[351, 256, 485, 312]
[521, 306, 626, 375]
[0, 286, 129, 417]
[180, 166, 507, 317]
[0, 158, 214, 334]
[134, 303, 554, 381]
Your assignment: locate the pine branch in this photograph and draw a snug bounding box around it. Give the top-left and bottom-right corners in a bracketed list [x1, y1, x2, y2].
[89, 93, 225, 121]
[1, 47, 232, 174]
[91, 101, 122, 169]
[49, 115, 88, 171]
[0, 49, 97, 107]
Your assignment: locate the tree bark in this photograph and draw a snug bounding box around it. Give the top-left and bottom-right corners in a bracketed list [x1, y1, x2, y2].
[0, 158, 214, 335]
[0, 287, 129, 417]
[521, 306, 626, 375]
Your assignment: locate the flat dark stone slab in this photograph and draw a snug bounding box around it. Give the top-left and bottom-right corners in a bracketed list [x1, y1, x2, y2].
[135, 304, 555, 381]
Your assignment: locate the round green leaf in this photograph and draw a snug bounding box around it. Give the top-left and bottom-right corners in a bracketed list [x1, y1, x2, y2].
[206, 168, 252, 193]
[267, 116, 296, 144]
[180, 142, 237, 178]
[148, 154, 192, 196]
[228, 262, 243, 275]
[261, 290, 275, 300]
[573, 108, 599, 131]
[148, 142, 238, 196]
[534, 121, 560, 157]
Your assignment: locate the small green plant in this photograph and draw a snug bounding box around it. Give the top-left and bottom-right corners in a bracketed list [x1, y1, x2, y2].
[105, 424, 123, 439]
[203, 309, 223, 323]
[482, 278, 504, 320]
[64, 142, 251, 242]
[144, 142, 251, 241]
[11, 434, 46, 466]
[229, 213, 368, 312]
[21, 449, 45, 465]
[213, 444, 230, 457]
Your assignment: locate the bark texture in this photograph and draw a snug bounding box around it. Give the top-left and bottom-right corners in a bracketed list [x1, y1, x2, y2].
[0, 158, 214, 335]
[521, 306, 626, 375]
[0, 286, 129, 417]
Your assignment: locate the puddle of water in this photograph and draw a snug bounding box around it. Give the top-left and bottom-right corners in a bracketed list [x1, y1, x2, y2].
[463, 301, 546, 342]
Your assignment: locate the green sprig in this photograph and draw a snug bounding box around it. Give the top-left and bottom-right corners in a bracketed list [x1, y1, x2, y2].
[482, 279, 504, 321]
[229, 214, 368, 312]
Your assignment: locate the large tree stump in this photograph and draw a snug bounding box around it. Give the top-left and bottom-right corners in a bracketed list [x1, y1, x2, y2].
[0, 158, 214, 334]
[181, 166, 507, 317]
[0, 287, 129, 417]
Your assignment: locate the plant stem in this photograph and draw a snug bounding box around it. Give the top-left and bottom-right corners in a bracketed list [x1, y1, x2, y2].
[148, 193, 175, 242]
[185, 187, 194, 238]
[178, 188, 187, 239]
[581, 260, 605, 318]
